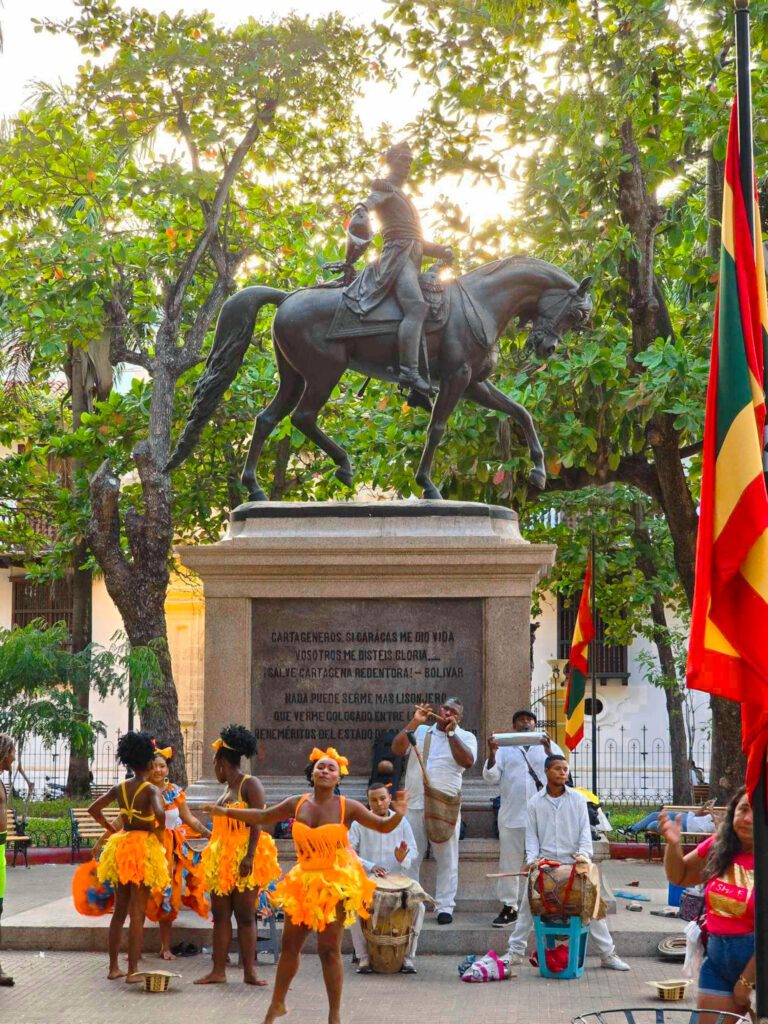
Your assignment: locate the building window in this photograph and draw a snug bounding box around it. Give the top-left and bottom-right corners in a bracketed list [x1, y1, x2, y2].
[11, 576, 74, 636]
[557, 594, 628, 681]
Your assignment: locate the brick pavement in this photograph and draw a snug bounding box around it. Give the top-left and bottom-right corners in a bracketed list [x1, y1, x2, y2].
[0, 950, 695, 1024]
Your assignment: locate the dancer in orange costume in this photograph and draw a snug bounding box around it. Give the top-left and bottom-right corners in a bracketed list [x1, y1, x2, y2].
[204, 746, 410, 1024]
[86, 730, 169, 981]
[146, 744, 212, 959]
[194, 724, 280, 987]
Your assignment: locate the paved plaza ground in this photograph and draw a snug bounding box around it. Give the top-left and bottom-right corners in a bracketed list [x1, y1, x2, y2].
[0, 860, 696, 1024]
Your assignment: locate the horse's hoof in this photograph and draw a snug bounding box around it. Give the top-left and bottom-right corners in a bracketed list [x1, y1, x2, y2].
[248, 487, 268, 502]
[421, 483, 443, 500]
[530, 468, 546, 490]
[335, 466, 354, 487]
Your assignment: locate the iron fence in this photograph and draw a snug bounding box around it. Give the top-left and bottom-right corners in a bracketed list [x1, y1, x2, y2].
[5, 728, 206, 800]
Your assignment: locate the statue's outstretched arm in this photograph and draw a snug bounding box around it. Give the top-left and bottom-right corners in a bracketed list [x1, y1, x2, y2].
[422, 239, 454, 262]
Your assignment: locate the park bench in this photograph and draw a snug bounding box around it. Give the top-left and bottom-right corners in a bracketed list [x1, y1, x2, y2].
[645, 803, 725, 862]
[69, 806, 121, 863]
[5, 808, 31, 867]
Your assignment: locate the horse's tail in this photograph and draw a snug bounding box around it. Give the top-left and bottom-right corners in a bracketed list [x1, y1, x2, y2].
[166, 285, 287, 472]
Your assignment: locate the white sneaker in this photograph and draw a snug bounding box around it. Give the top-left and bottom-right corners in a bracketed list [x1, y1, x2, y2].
[504, 953, 525, 966]
[400, 957, 417, 974]
[601, 953, 630, 971]
[356, 957, 372, 974]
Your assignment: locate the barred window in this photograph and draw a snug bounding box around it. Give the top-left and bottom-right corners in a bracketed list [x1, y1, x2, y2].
[11, 576, 74, 636]
[557, 594, 628, 681]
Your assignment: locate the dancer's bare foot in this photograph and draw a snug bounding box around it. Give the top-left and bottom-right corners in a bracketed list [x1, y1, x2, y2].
[126, 973, 145, 984]
[262, 1002, 287, 1023]
[107, 966, 126, 980]
[160, 949, 177, 961]
[244, 972, 268, 987]
[194, 971, 228, 985]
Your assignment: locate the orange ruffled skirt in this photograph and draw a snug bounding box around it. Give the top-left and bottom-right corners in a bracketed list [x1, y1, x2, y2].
[271, 848, 376, 932]
[146, 826, 210, 923]
[97, 830, 170, 893]
[202, 815, 280, 896]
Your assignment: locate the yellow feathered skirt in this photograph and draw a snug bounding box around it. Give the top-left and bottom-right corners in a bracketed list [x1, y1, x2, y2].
[202, 819, 281, 896]
[97, 830, 170, 893]
[271, 850, 376, 932]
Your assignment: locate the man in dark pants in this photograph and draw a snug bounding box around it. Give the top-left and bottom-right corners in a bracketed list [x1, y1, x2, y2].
[0, 734, 17, 986]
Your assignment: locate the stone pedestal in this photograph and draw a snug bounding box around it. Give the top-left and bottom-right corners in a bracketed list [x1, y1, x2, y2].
[179, 500, 554, 827]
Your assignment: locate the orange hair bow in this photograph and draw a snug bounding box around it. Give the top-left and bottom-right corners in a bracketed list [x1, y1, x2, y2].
[212, 737, 235, 751]
[309, 746, 349, 776]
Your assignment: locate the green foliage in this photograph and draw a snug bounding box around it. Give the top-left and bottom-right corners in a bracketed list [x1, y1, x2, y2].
[0, 620, 161, 754]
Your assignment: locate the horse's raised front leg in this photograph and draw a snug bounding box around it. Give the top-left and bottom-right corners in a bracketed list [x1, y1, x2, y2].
[463, 380, 546, 490]
[415, 366, 471, 500]
[241, 351, 304, 502]
[289, 371, 354, 488]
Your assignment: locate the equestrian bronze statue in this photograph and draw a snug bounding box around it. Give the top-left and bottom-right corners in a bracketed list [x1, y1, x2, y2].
[167, 146, 592, 501]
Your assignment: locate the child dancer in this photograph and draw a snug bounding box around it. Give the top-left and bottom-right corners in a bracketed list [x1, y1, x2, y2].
[194, 724, 280, 987]
[146, 744, 211, 959]
[204, 746, 410, 1024]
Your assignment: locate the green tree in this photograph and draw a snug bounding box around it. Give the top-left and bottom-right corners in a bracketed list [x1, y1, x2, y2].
[0, 1, 373, 780]
[382, 0, 764, 798]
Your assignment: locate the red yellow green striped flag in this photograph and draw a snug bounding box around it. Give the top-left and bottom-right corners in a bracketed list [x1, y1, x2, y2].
[686, 102, 768, 798]
[565, 554, 594, 752]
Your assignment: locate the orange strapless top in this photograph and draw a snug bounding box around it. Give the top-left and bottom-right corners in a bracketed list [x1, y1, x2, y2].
[292, 794, 349, 870]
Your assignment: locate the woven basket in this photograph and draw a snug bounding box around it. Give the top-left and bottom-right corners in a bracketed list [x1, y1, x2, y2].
[647, 980, 691, 1001]
[130, 971, 179, 992]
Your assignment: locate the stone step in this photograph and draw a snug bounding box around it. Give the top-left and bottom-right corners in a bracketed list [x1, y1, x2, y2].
[2, 898, 681, 959]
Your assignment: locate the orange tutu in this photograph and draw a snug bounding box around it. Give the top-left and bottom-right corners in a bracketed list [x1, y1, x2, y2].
[271, 820, 375, 931]
[72, 860, 115, 917]
[202, 812, 280, 896]
[97, 829, 169, 893]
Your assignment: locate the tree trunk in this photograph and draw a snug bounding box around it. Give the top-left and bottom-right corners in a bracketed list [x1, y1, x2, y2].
[66, 347, 93, 798]
[87, 436, 187, 786]
[632, 502, 691, 803]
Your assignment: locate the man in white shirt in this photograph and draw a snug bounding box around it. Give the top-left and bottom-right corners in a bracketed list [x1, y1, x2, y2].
[504, 754, 630, 972]
[391, 697, 478, 925]
[483, 708, 562, 927]
[348, 781, 421, 974]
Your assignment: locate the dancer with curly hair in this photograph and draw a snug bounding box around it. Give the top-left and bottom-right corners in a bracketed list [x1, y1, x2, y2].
[203, 746, 410, 1024]
[194, 725, 280, 987]
[146, 743, 211, 959]
[85, 730, 169, 981]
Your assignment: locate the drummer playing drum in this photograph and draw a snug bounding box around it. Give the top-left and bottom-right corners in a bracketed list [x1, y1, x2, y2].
[349, 782, 422, 975]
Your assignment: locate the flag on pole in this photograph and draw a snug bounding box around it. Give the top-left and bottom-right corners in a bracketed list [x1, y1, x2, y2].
[564, 554, 594, 752]
[686, 102, 768, 798]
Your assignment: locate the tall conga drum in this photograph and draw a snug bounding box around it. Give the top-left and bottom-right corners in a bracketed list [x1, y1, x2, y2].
[361, 874, 421, 974]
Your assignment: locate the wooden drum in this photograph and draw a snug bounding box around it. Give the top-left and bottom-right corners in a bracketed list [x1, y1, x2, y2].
[361, 874, 420, 974]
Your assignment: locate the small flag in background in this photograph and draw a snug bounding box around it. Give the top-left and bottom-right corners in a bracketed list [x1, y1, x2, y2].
[564, 554, 594, 752]
[686, 102, 768, 799]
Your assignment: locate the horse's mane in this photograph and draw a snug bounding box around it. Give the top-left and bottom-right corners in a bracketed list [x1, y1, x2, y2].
[462, 255, 577, 290]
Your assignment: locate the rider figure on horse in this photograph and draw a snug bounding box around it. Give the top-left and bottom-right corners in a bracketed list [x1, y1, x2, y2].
[342, 141, 454, 399]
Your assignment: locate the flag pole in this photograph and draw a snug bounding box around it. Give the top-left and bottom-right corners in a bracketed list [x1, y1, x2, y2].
[734, 2, 767, 1019]
[590, 533, 597, 796]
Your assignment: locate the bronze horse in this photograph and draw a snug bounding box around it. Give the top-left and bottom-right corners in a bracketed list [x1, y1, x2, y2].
[167, 256, 592, 499]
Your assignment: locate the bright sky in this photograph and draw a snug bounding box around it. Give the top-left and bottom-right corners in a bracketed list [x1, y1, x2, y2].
[0, 1, 513, 230]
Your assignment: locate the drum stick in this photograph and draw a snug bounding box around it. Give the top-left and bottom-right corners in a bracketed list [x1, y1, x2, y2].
[406, 731, 433, 789]
[485, 871, 530, 878]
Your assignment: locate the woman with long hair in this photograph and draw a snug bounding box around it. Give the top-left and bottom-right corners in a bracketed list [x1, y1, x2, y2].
[194, 724, 280, 987]
[146, 744, 211, 959]
[84, 730, 169, 981]
[660, 786, 755, 1020]
[203, 745, 410, 1024]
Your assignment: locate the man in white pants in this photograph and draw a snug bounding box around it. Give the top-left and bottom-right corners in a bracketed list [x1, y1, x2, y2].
[483, 708, 562, 927]
[504, 754, 630, 971]
[348, 781, 421, 973]
[391, 698, 477, 925]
